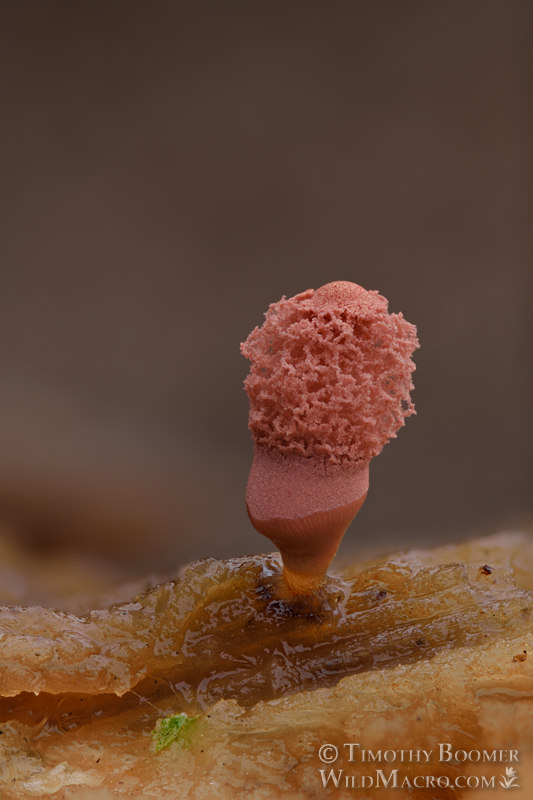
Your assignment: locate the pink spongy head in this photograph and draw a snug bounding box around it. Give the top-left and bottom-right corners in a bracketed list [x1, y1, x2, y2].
[241, 280, 419, 467]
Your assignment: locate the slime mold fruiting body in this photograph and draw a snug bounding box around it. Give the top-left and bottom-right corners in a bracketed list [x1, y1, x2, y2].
[241, 281, 419, 594]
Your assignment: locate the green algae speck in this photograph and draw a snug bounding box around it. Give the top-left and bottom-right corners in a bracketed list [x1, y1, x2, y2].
[152, 713, 200, 752]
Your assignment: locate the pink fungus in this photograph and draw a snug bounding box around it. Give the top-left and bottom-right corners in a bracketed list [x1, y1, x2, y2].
[241, 281, 419, 594]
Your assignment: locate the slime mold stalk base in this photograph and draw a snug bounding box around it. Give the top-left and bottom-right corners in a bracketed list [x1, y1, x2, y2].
[247, 445, 368, 593]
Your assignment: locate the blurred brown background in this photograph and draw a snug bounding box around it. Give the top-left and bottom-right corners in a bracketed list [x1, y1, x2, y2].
[0, 0, 531, 575]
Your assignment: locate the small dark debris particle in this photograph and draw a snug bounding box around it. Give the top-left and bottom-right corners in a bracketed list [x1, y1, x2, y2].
[34, 652, 41, 657]
[479, 565, 493, 576]
[96, 758, 100, 763]
[415, 638, 425, 647]
[416, 716, 421, 721]
[256, 584, 273, 601]
[377, 590, 387, 600]
[512, 653, 527, 663]
[154, 679, 158, 684]
[267, 598, 320, 621]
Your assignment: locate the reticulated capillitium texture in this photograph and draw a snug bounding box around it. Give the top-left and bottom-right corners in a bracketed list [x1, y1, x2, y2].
[241, 281, 419, 467]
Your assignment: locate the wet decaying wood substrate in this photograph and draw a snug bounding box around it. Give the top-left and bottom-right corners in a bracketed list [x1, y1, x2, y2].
[0, 548, 531, 731]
